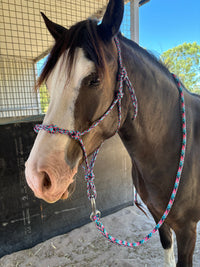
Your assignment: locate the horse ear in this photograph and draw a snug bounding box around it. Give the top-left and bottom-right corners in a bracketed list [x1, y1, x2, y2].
[97, 0, 124, 41]
[41, 12, 68, 40]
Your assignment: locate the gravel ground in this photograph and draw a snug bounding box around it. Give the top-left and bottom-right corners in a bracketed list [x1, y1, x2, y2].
[1, 206, 200, 267]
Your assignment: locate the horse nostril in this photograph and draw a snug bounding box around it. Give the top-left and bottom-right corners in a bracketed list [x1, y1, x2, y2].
[43, 172, 52, 189]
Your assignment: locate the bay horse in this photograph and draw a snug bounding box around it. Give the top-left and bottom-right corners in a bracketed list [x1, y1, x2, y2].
[25, 0, 200, 266]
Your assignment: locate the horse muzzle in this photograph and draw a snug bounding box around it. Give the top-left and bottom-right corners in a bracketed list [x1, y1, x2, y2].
[25, 150, 78, 203]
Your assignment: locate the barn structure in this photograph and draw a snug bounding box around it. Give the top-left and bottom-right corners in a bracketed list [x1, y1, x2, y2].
[0, 0, 149, 257]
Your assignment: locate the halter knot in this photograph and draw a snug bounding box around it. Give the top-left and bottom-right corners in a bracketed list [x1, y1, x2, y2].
[118, 66, 128, 81]
[34, 124, 41, 133]
[86, 174, 96, 199]
[116, 88, 124, 100]
[69, 131, 81, 140]
[34, 124, 59, 134]
[85, 169, 95, 179]
[48, 124, 59, 134]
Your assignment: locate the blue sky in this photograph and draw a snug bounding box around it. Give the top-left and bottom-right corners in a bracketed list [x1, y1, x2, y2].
[138, 0, 200, 56]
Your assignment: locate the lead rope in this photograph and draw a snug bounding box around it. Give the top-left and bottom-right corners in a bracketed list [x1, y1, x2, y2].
[34, 37, 186, 248]
[91, 73, 186, 247]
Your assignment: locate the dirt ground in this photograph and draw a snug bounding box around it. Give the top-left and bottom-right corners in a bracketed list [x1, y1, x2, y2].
[1, 206, 200, 267]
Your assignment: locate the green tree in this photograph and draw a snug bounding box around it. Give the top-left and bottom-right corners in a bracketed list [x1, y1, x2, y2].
[161, 42, 200, 94]
[39, 84, 49, 113]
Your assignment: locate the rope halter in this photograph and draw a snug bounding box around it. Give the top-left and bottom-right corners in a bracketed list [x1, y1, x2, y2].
[34, 36, 186, 248]
[34, 37, 138, 202]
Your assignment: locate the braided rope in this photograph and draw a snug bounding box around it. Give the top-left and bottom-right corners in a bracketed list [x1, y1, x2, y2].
[114, 37, 138, 120]
[91, 73, 187, 247]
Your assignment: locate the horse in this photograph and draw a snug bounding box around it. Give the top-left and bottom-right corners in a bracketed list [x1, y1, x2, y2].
[25, 0, 200, 266]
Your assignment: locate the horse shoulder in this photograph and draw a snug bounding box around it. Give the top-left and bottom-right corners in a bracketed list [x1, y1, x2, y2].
[182, 90, 200, 219]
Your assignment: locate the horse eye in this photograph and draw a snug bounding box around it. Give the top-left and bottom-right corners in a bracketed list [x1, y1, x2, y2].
[88, 75, 100, 87]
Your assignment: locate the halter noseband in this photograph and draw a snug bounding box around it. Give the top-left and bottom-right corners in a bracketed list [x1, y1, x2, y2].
[34, 37, 138, 201]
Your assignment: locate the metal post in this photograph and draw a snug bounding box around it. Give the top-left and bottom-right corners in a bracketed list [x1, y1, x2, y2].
[130, 0, 140, 44]
[130, 0, 150, 204]
[130, 0, 139, 203]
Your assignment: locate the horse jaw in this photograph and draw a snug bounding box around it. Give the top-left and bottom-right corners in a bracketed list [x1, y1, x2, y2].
[25, 48, 95, 203]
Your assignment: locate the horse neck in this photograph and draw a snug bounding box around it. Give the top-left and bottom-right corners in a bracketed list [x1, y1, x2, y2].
[118, 38, 182, 171]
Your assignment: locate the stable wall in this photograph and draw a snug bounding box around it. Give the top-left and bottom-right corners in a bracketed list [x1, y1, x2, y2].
[0, 57, 40, 118]
[0, 0, 108, 118]
[0, 118, 133, 257]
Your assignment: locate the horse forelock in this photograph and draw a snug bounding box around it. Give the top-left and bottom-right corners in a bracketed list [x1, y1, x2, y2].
[36, 19, 110, 90]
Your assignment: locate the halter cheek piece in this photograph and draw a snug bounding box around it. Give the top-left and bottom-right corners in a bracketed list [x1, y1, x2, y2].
[34, 37, 186, 248]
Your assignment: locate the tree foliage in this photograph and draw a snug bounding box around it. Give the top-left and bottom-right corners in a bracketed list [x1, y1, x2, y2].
[39, 84, 49, 113]
[161, 42, 200, 94]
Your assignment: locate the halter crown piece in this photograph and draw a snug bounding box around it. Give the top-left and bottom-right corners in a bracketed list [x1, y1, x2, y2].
[34, 37, 186, 248]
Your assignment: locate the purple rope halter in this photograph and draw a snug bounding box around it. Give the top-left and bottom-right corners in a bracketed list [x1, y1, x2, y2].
[34, 37, 138, 201]
[34, 37, 187, 248]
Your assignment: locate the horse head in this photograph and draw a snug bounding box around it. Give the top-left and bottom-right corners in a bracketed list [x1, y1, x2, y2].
[25, 0, 125, 203]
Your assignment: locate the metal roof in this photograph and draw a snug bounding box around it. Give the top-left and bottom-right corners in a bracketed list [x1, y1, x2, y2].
[0, 0, 149, 62]
[0, 0, 108, 61]
[139, 0, 151, 7]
